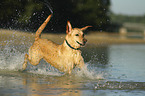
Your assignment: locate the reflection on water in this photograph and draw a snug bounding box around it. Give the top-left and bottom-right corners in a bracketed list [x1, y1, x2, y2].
[0, 72, 84, 96]
[0, 44, 145, 96]
[0, 71, 145, 96]
[109, 44, 145, 82]
[82, 44, 109, 65]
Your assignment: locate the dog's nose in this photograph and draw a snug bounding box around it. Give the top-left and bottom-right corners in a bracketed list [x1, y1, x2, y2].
[83, 39, 87, 44]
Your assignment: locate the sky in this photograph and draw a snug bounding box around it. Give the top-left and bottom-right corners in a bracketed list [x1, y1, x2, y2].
[111, 0, 145, 16]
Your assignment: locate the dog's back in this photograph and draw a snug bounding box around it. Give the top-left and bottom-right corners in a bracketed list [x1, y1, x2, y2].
[22, 14, 90, 74]
[33, 38, 74, 72]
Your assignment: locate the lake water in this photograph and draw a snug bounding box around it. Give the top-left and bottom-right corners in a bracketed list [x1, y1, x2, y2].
[0, 43, 145, 96]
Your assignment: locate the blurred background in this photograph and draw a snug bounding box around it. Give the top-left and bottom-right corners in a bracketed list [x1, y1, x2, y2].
[0, 0, 145, 33]
[1, 1, 145, 96]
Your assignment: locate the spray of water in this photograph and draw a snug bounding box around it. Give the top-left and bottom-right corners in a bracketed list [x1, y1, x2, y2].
[0, 45, 25, 71]
[0, 31, 105, 79]
[74, 64, 104, 80]
[45, 0, 53, 14]
[40, 0, 53, 14]
[0, 43, 105, 79]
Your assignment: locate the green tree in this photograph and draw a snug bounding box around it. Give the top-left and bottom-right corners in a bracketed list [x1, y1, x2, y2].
[0, 0, 42, 29]
[0, 0, 111, 32]
[73, 0, 110, 29]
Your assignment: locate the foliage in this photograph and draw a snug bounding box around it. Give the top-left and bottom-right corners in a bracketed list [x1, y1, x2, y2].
[109, 13, 145, 32]
[110, 13, 145, 24]
[0, 0, 111, 32]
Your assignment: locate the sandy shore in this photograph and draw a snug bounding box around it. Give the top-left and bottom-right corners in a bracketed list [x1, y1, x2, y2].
[1, 29, 145, 46]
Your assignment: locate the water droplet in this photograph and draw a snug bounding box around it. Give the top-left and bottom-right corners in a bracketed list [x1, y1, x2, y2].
[33, 13, 36, 16]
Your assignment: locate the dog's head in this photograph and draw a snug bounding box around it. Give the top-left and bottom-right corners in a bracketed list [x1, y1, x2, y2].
[65, 21, 91, 49]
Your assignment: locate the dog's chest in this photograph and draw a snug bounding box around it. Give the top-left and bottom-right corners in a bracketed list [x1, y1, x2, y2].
[62, 50, 80, 64]
[57, 51, 80, 71]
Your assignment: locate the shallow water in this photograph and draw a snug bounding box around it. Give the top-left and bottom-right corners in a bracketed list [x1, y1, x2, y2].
[0, 43, 145, 96]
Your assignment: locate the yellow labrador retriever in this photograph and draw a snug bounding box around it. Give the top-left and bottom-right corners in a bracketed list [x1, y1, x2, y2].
[22, 14, 91, 74]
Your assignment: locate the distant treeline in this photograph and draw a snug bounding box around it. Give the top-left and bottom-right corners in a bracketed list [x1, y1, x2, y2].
[111, 14, 145, 24]
[107, 13, 145, 32]
[0, 0, 111, 33]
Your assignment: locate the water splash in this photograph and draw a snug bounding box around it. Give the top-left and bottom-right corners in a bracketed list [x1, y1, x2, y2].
[0, 45, 25, 71]
[28, 60, 64, 76]
[0, 44, 63, 76]
[41, 0, 53, 14]
[93, 81, 145, 90]
[0, 44, 105, 79]
[0, 39, 105, 79]
[74, 64, 104, 80]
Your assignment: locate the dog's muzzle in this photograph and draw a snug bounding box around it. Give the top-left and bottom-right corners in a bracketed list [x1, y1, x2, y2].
[76, 39, 87, 46]
[83, 38, 87, 45]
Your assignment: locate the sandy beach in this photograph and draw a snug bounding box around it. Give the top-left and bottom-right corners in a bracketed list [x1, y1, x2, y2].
[1, 29, 145, 46]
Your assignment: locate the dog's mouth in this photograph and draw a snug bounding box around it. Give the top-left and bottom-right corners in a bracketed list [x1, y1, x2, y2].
[76, 39, 87, 46]
[76, 41, 84, 46]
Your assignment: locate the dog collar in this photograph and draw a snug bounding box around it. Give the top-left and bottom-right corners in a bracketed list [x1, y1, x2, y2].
[65, 39, 80, 50]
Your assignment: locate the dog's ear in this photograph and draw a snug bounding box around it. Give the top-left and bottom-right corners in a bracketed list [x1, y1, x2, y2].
[81, 26, 92, 31]
[66, 21, 72, 34]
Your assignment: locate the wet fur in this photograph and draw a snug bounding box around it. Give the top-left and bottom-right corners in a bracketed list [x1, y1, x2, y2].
[22, 14, 91, 74]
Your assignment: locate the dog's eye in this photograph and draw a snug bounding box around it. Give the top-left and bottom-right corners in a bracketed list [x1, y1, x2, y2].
[75, 34, 79, 36]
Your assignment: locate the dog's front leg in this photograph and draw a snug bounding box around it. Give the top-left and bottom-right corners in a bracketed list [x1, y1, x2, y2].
[77, 56, 85, 69]
[22, 54, 29, 70]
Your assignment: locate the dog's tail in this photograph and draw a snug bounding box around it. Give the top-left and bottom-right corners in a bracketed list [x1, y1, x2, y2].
[35, 14, 52, 41]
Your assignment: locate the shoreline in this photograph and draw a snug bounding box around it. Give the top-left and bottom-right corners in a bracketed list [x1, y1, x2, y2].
[1, 29, 145, 46]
